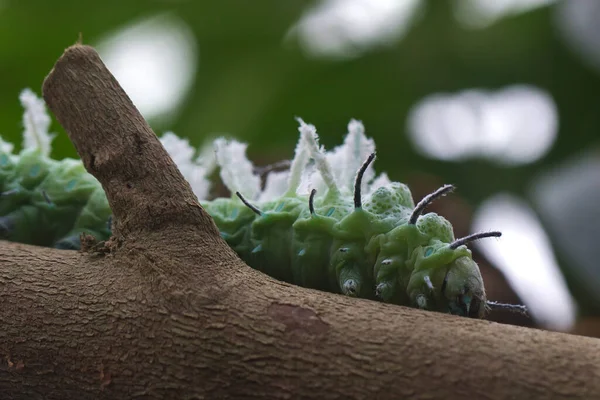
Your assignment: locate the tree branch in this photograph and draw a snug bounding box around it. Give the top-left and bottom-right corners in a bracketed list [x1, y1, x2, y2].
[0, 44, 598, 400]
[42, 45, 218, 241]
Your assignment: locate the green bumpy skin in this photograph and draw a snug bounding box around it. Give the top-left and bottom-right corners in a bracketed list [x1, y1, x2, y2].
[0, 147, 110, 248]
[0, 147, 486, 319]
[206, 180, 487, 318]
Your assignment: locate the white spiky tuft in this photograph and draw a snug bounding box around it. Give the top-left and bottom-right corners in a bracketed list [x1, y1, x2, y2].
[181, 166, 214, 201]
[295, 158, 318, 196]
[296, 117, 340, 198]
[343, 119, 376, 191]
[285, 128, 311, 197]
[214, 138, 261, 200]
[160, 131, 196, 167]
[159, 132, 214, 200]
[367, 171, 392, 194]
[195, 139, 217, 173]
[19, 88, 55, 156]
[294, 118, 379, 199]
[323, 119, 375, 193]
[259, 170, 291, 202]
[0, 137, 14, 155]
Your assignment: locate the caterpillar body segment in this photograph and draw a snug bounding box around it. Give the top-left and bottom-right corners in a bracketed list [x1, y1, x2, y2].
[244, 198, 306, 284]
[0, 145, 107, 247]
[291, 192, 342, 291]
[54, 186, 113, 249]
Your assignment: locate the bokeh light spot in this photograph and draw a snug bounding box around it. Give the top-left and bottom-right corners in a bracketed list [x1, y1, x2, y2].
[555, 0, 600, 74]
[287, 0, 423, 60]
[454, 0, 557, 29]
[531, 151, 600, 307]
[95, 13, 198, 121]
[407, 85, 558, 166]
[472, 193, 577, 331]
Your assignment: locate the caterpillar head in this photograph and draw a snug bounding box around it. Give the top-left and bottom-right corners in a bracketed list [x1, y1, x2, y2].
[438, 255, 486, 318]
[408, 237, 493, 318]
[400, 184, 527, 318]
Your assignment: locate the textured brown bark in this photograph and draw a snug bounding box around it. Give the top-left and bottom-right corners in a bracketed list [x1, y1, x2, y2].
[0, 44, 599, 400]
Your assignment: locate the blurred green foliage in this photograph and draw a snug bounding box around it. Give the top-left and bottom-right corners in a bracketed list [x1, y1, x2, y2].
[1, 1, 598, 198]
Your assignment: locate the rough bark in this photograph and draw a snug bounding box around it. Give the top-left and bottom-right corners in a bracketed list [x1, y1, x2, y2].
[0, 44, 599, 400]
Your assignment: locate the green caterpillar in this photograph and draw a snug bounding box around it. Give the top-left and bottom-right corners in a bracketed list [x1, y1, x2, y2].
[0, 89, 527, 319]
